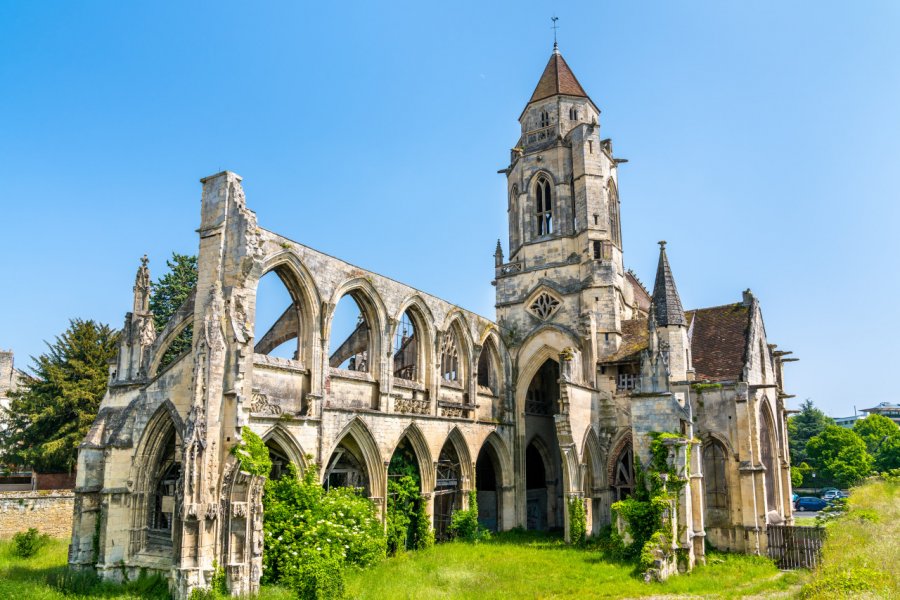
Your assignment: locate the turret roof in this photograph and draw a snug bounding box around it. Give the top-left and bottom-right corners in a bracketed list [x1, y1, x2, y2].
[528, 49, 590, 104]
[651, 242, 686, 327]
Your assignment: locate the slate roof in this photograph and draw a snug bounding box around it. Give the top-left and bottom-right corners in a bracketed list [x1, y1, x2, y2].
[528, 50, 590, 104]
[686, 303, 752, 382]
[652, 243, 686, 327]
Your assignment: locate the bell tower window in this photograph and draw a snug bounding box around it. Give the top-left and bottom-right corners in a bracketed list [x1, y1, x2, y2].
[540, 110, 550, 127]
[569, 106, 578, 120]
[536, 176, 553, 236]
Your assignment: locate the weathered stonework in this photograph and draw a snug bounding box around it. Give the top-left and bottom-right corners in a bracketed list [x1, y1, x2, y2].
[70, 47, 795, 596]
[0, 491, 74, 538]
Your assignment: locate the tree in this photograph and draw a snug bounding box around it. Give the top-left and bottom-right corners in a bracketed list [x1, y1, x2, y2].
[0, 319, 119, 472]
[854, 415, 900, 472]
[805, 425, 873, 488]
[149, 253, 197, 369]
[787, 399, 834, 468]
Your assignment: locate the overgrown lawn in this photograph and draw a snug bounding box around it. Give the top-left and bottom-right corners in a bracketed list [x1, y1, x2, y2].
[345, 530, 803, 599]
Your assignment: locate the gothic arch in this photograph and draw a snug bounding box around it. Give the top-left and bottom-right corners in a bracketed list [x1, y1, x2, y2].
[758, 398, 779, 511]
[392, 296, 435, 384]
[252, 255, 321, 363]
[260, 425, 309, 474]
[326, 278, 387, 375]
[607, 179, 621, 248]
[129, 402, 183, 556]
[147, 292, 196, 377]
[440, 313, 473, 385]
[702, 437, 731, 527]
[525, 169, 560, 189]
[581, 426, 606, 490]
[443, 427, 474, 488]
[525, 434, 557, 484]
[390, 423, 435, 493]
[606, 431, 633, 487]
[326, 417, 386, 501]
[699, 430, 738, 461]
[478, 432, 514, 489]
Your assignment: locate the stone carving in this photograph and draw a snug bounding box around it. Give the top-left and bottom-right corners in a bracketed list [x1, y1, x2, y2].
[394, 397, 430, 415]
[528, 291, 562, 320]
[441, 405, 466, 418]
[249, 390, 283, 416]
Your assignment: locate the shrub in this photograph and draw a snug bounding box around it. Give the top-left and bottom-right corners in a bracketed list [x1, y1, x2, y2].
[231, 427, 272, 477]
[11, 527, 50, 558]
[568, 497, 586, 547]
[262, 463, 385, 597]
[448, 491, 490, 543]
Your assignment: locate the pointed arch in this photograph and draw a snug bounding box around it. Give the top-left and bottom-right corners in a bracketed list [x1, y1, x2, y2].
[758, 398, 779, 511]
[255, 250, 322, 361]
[261, 424, 309, 474]
[390, 423, 435, 492]
[327, 278, 387, 375]
[607, 179, 621, 248]
[147, 292, 196, 377]
[440, 312, 473, 386]
[581, 426, 606, 490]
[478, 432, 514, 489]
[392, 295, 435, 384]
[326, 417, 386, 500]
[443, 426, 474, 488]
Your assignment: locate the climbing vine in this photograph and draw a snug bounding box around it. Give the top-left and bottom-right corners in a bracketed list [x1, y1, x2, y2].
[568, 497, 587, 546]
[386, 443, 433, 554]
[610, 432, 691, 574]
[230, 427, 272, 477]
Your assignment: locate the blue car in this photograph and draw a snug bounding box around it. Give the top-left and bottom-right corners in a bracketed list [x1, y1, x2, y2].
[795, 496, 828, 511]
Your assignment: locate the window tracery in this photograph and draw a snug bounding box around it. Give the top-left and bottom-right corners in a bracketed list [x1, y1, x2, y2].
[536, 176, 553, 236]
[528, 290, 561, 320]
[441, 329, 462, 382]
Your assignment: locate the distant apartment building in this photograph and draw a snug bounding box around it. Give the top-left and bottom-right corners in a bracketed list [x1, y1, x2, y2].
[834, 413, 864, 429]
[861, 402, 900, 426]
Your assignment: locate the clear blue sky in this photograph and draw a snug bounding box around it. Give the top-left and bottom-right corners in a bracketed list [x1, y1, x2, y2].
[1, 1, 898, 418]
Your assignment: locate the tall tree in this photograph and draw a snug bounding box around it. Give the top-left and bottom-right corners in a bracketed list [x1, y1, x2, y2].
[805, 425, 873, 488]
[149, 253, 197, 369]
[0, 319, 119, 472]
[787, 399, 834, 467]
[853, 415, 900, 472]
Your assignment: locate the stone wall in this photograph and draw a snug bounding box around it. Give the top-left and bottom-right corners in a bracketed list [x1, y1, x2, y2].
[0, 491, 74, 538]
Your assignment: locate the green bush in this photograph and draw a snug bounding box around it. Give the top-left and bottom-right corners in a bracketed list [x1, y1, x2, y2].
[11, 527, 50, 558]
[568, 497, 586, 547]
[800, 567, 889, 599]
[262, 463, 385, 597]
[231, 427, 273, 477]
[448, 491, 491, 543]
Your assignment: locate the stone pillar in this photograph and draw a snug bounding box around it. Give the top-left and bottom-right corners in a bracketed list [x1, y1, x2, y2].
[689, 438, 705, 564]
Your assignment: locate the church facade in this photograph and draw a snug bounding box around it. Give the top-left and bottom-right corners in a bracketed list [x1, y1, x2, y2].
[69, 47, 796, 596]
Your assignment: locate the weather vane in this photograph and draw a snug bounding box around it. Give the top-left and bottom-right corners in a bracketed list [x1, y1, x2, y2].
[551, 16, 559, 51]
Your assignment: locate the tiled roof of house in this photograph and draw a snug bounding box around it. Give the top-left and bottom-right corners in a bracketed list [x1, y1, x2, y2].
[604, 318, 649, 363]
[528, 50, 590, 104]
[686, 303, 751, 382]
[627, 271, 652, 313]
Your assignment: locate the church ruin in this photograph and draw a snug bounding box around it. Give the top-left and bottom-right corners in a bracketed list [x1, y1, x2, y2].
[69, 46, 796, 596]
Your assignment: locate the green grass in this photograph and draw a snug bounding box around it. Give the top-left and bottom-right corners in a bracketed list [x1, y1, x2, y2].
[1, 531, 805, 599]
[344, 530, 803, 599]
[801, 477, 899, 599]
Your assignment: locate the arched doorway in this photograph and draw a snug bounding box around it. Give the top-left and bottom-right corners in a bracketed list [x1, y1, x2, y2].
[523, 358, 562, 531]
[324, 436, 370, 495]
[702, 439, 729, 526]
[611, 443, 635, 501]
[434, 440, 462, 540]
[475, 443, 501, 531]
[386, 435, 429, 553]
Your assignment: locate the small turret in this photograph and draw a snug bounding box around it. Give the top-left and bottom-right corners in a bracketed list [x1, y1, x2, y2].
[651, 241, 686, 327]
[494, 239, 504, 268]
[648, 242, 691, 381]
[115, 255, 156, 382]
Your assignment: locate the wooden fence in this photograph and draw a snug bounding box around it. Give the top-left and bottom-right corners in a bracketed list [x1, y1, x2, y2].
[767, 524, 826, 569]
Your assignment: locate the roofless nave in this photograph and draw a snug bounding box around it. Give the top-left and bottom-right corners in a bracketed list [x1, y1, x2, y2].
[69, 46, 796, 597]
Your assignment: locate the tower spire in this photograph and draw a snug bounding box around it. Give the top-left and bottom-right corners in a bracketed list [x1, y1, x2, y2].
[651, 241, 686, 327]
[551, 16, 560, 54]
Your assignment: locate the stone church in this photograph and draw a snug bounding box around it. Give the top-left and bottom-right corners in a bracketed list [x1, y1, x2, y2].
[69, 45, 796, 596]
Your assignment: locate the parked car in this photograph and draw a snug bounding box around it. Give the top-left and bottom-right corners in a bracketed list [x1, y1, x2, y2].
[792, 492, 799, 503]
[795, 496, 828, 511]
[822, 490, 840, 501]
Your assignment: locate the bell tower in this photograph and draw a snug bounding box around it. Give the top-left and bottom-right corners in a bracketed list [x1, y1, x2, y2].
[495, 44, 634, 368]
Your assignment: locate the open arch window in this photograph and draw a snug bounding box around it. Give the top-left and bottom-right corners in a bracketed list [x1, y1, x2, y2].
[329, 294, 371, 372]
[254, 269, 305, 361]
[525, 359, 559, 416]
[607, 180, 621, 248]
[147, 427, 181, 547]
[703, 440, 729, 525]
[477, 339, 501, 396]
[540, 110, 550, 127]
[612, 443, 635, 501]
[535, 176, 553, 236]
[393, 309, 420, 382]
[440, 328, 463, 383]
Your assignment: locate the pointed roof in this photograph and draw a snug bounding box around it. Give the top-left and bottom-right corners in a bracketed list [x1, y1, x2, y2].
[651, 241, 686, 327]
[528, 48, 590, 104]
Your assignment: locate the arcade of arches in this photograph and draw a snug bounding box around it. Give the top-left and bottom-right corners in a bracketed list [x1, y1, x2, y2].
[71, 66, 796, 595]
